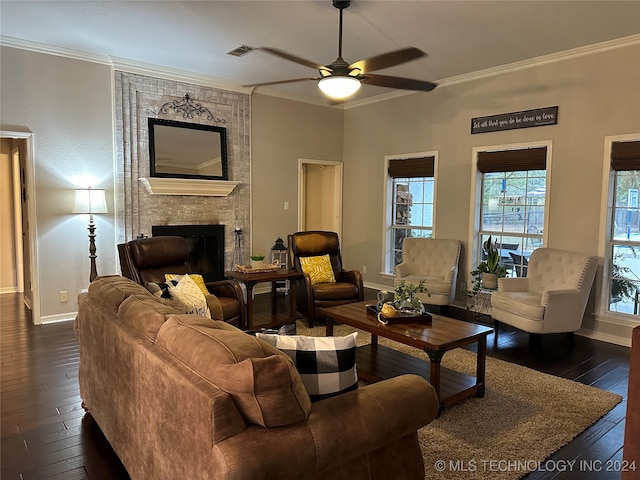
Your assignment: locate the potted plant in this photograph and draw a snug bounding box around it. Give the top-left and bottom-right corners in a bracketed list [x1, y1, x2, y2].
[469, 235, 508, 294]
[392, 279, 429, 314]
[611, 249, 639, 304]
[250, 255, 265, 268]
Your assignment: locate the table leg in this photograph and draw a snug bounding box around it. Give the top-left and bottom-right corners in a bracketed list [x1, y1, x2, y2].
[244, 281, 256, 330]
[326, 316, 334, 336]
[271, 281, 277, 316]
[423, 347, 444, 400]
[476, 336, 487, 397]
[289, 279, 297, 324]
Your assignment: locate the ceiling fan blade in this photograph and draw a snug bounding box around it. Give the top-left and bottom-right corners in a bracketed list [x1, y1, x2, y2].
[360, 73, 437, 92]
[258, 47, 328, 71]
[242, 77, 320, 88]
[349, 47, 426, 74]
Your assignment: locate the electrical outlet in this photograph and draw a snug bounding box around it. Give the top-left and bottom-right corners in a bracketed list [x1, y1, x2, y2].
[460, 282, 467, 293]
[59, 291, 68, 303]
[362, 266, 367, 274]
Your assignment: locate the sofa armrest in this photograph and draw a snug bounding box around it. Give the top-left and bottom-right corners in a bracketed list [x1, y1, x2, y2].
[497, 277, 529, 292]
[445, 264, 458, 282]
[206, 279, 243, 301]
[338, 269, 363, 292]
[395, 262, 410, 278]
[211, 375, 438, 479]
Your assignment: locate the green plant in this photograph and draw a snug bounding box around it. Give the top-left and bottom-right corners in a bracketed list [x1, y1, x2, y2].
[394, 279, 429, 312]
[250, 255, 265, 261]
[611, 249, 639, 301]
[467, 235, 508, 300]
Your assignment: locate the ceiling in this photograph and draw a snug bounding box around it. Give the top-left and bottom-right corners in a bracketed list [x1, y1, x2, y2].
[2, 1, 640, 105]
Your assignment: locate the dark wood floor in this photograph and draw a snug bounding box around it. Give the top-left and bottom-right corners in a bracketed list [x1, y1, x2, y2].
[1, 291, 631, 479]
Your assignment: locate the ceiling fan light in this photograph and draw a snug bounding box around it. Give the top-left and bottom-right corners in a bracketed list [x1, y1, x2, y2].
[318, 75, 361, 99]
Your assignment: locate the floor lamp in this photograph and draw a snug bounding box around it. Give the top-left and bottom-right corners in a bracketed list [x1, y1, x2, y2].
[73, 187, 108, 282]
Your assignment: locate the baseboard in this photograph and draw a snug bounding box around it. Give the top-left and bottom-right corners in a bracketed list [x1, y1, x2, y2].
[0, 286, 19, 294]
[40, 312, 77, 324]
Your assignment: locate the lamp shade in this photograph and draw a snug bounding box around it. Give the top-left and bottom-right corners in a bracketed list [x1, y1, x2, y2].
[73, 188, 108, 214]
[318, 75, 361, 99]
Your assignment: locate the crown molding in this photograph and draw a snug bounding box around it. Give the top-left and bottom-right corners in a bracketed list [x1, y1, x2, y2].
[0, 35, 112, 65]
[344, 33, 640, 109]
[3, 33, 639, 109]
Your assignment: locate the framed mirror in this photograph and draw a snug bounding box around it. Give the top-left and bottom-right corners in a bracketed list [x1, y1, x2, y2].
[148, 118, 228, 180]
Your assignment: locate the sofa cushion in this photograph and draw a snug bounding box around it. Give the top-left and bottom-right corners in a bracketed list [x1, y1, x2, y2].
[300, 254, 336, 285]
[491, 291, 545, 320]
[118, 294, 180, 342]
[156, 316, 311, 427]
[256, 332, 358, 402]
[88, 275, 152, 312]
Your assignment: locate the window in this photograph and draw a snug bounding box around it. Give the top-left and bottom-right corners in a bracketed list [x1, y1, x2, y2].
[383, 154, 436, 274]
[608, 139, 640, 316]
[474, 146, 549, 276]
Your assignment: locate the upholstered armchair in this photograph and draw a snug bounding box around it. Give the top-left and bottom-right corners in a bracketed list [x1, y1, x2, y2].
[394, 238, 462, 308]
[491, 248, 598, 344]
[118, 236, 245, 327]
[289, 231, 364, 327]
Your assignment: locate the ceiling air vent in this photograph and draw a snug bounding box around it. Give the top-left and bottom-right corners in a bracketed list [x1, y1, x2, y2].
[227, 45, 255, 57]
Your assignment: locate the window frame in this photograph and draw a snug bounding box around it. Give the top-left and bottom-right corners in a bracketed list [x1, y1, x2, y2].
[598, 134, 640, 325]
[382, 151, 438, 277]
[468, 141, 552, 280]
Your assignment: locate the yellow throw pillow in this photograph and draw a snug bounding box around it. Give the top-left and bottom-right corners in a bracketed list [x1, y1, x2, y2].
[165, 274, 209, 296]
[299, 255, 336, 285]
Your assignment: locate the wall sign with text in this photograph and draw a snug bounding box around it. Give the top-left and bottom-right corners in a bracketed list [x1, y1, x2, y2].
[471, 106, 558, 134]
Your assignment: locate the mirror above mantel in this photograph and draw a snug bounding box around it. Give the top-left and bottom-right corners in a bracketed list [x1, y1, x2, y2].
[149, 117, 229, 181]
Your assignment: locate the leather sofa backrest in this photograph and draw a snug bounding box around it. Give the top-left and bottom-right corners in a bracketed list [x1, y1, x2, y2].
[526, 248, 597, 294]
[290, 231, 342, 276]
[125, 236, 191, 286]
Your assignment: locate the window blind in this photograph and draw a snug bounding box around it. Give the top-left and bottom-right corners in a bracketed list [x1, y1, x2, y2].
[611, 140, 640, 171]
[477, 147, 547, 173]
[387, 156, 435, 178]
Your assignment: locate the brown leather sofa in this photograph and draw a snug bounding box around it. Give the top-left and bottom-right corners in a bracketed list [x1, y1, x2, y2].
[118, 236, 245, 327]
[289, 231, 364, 327]
[75, 275, 440, 480]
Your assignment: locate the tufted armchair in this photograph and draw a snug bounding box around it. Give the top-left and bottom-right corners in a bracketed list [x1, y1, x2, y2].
[118, 236, 245, 327]
[394, 238, 462, 308]
[289, 231, 364, 328]
[491, 248, 598, 344]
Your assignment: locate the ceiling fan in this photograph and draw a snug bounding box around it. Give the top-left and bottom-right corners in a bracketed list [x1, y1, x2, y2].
[243, 0, 437, 100]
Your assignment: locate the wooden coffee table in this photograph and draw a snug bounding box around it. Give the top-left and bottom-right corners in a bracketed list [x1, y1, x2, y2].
[321, 301, 493, 412]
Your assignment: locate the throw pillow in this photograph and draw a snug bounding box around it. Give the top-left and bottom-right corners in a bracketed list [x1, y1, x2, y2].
[255, 332, 358, 402]
[165, 273, 210, 296]
[153, 275, 211, 318]
[299, 254, 336, 285]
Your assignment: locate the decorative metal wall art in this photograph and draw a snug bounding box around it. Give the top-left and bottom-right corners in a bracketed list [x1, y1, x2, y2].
[147, 93, 227, 124]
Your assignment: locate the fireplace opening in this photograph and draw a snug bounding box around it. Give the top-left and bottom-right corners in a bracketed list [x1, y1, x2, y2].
[152, 224, 225, 281]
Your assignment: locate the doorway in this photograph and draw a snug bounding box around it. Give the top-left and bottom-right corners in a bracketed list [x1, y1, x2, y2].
[1, 131, 39, 324]
[298, 159, 343, 237]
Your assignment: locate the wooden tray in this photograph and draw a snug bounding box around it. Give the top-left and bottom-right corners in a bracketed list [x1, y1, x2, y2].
[366, 304, 432, 325]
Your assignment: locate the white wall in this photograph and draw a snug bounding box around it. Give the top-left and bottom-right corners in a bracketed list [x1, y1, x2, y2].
[1, 46, 116, 321]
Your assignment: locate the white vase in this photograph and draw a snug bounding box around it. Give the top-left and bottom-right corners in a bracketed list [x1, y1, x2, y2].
[482, 273, 498, 290]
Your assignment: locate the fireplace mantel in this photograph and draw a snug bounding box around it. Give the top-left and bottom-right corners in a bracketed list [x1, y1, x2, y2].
[139, 177, 240, 196]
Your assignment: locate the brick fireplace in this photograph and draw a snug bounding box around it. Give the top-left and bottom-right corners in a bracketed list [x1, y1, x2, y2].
[114, 72, 250, 272]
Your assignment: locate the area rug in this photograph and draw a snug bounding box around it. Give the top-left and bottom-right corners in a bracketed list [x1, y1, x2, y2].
[295, 321, 622, 480]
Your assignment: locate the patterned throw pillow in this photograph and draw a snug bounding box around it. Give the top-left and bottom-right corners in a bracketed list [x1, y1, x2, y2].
[299, 254, 336, 285]
[151, 275, 211, 318]
[255, 332, 358, 402]
[165, 273, 210, 296]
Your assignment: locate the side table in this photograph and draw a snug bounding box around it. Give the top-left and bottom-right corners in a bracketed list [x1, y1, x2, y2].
[225, 269, 302, 331]
[471, 287, 495, 324]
